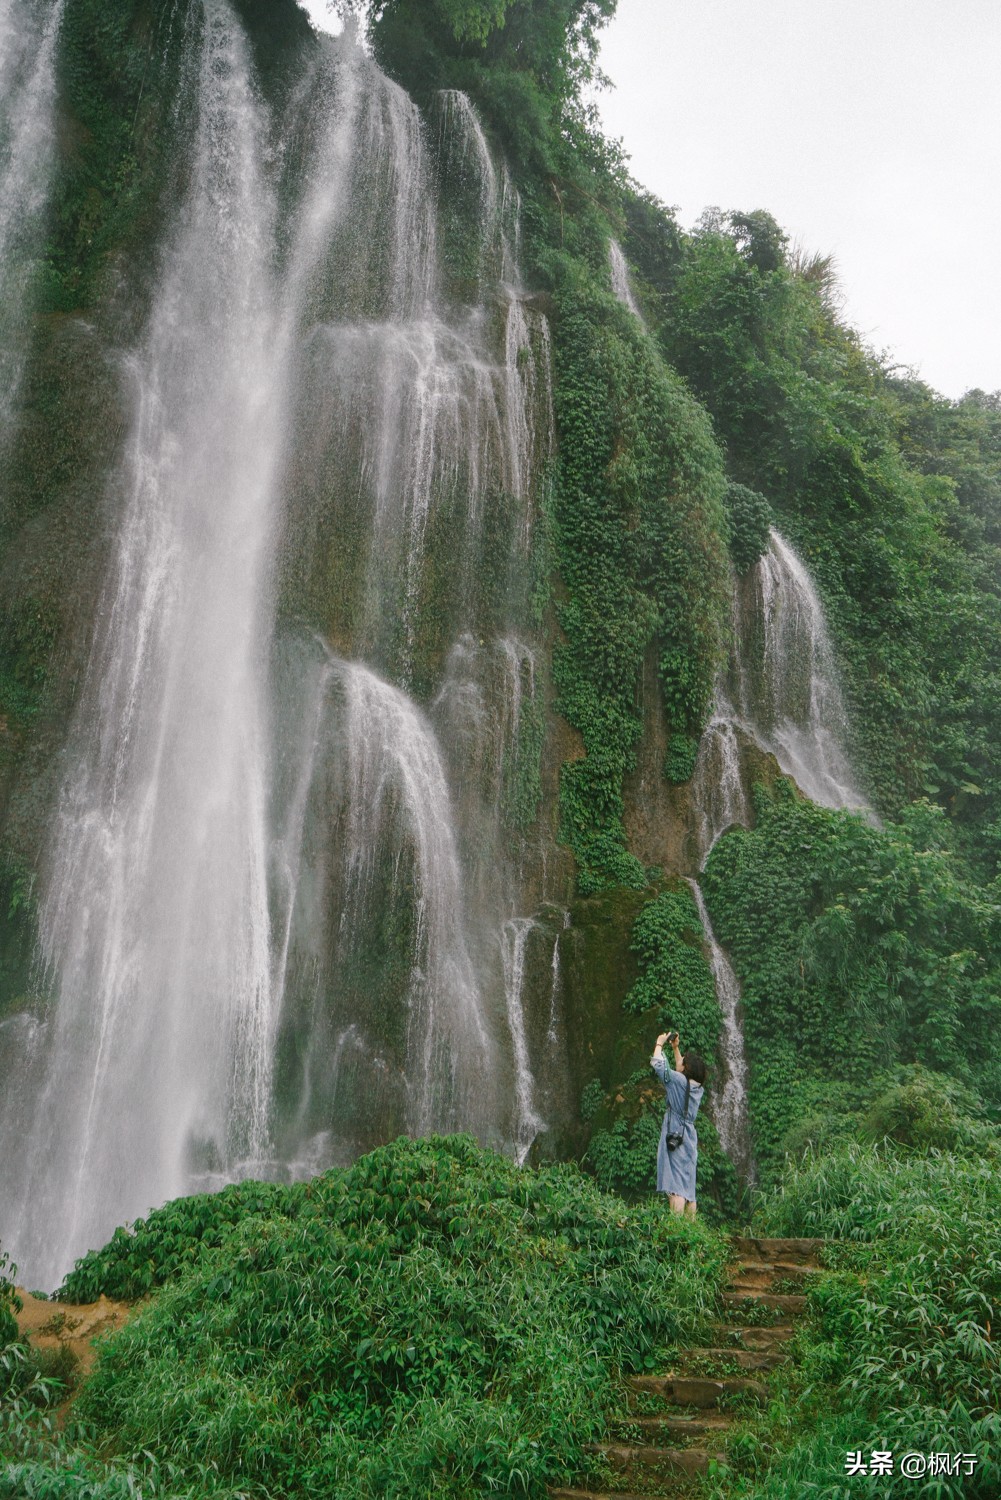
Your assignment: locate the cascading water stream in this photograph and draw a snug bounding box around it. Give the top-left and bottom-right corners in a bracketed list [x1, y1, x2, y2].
[685, 878, 753, 1181]
[0, 15, 555, 1286]
[2, 0, 282, 1290]
[688, 528, 867, 1179]
[270, 644, 495, 1140]
[691, 527, 867, 864]
[499, 917, 545, 1162]
[737, 529, 867, 811]
[0, 0, 65, 438]
[690, 712, 749, 864]
[608, 238, 643, 321]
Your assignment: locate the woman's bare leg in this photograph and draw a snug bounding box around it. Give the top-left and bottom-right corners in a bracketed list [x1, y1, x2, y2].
[684, 1199, 697, 1218]
[668, 1194, 686, 1214]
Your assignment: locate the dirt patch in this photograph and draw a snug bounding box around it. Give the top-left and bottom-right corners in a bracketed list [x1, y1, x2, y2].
[14, 1288, 133, 1379]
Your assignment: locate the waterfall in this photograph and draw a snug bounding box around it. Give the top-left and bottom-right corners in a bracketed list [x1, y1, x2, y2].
[687, 528, 866, 1178]
[271, 646, 494, 1144]
[608, 238, 643, 321]
[0, 11, 555, 1287]
[0, 0, 65, 439]
[690, 713, 750, 863]
[499, 917, 544, 1162]
[685, 878, 753, 1182]
[692, 526, 867, 864]
[1, 0, 283, 1290]
[736, 529, 866, 812]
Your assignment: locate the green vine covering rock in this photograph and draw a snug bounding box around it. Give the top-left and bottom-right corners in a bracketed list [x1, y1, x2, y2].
[546, 264, 730, 890]
[702, 780, 1001, 1172]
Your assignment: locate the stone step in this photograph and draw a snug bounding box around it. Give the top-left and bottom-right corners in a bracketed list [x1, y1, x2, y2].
[678, 1345, 785, 1372]
[586, 1443, 714, 1479]
[723, 1290, 808, 1315]
[729, 1261, 821, 1287]
[626, 1373, 768, 1407]
[731, 1236, 825, 1264]
[613, 1413, 733, 1443]
[711, 1322, 796, 1352]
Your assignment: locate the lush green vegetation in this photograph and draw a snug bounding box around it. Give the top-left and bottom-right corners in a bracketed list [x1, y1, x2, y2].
[701, 781, 1001, 1172]
[3, 1137, 728, 1499]
[724, 1142, 1001, 1500]
[631, 204, 1001, 864]
[3, 0, 1001, 1493]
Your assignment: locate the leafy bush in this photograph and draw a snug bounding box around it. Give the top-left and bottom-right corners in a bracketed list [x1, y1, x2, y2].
[724, 481, 772, 574]
[734, 1144, 1001, 1499]
[59, 1180, 301, 1303]
[664, 731, 699, 784]
[0, 1245, 18, 1353]
[862, 1066, 1001, 1158]
[702, 783, 1001, 1170]
[49, 1136, 728, 1500]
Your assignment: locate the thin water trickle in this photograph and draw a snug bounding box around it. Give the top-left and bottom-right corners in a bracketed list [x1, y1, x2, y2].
[500, 917, 544, 1162]
[685, 878, 754, 1183]
[0, 0, 65, 437]
[608, 238, 643, 322]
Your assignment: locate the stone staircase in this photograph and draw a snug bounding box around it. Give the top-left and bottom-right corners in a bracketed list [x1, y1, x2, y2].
[548, 1236, 825, 1500]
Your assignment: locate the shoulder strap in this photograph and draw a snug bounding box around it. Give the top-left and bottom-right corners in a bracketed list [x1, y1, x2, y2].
[671, 1076, 692, 1130]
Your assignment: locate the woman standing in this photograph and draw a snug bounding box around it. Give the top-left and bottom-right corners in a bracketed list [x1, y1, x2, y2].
[651, 1031, 706, 1216]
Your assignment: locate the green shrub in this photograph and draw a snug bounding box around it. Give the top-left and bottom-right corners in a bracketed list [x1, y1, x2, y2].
[724, 482, 772, 574]
[664, 731, 699, 784]
[51, 1136, 728, 1499]
[735, 1144, 1001, 1499]
[862, 1066, 1001, 1158]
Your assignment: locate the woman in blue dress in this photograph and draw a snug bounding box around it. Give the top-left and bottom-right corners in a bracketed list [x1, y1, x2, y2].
[650, 1030, 706, 1216]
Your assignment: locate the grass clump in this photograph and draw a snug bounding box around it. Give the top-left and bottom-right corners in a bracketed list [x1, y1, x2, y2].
[23, 1135, 728, 1499]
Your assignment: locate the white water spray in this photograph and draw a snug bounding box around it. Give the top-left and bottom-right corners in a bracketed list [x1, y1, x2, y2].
[500, 917, 544, 1161]
[0, 0, 65, 435]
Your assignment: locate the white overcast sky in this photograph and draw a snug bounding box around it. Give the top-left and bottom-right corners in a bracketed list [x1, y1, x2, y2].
[301, 0, 1000, 399]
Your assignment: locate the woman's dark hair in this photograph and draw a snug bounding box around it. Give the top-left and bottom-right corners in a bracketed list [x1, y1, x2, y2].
[682, 1051, 707, 1086]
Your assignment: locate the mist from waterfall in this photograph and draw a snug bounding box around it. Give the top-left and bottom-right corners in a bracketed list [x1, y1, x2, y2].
[0, 3, 554, 1288]
[0, 0, 65, 440]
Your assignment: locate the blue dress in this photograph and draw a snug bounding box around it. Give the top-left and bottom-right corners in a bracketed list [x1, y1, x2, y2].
[651, 1056, 703, 1201]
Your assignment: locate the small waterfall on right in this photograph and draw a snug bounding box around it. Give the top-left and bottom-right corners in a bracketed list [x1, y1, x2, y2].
[692, 526, 867, 864]
[685, 879, 753, 1182]
[608, 238, 643, 321]
[733, 529, 867, 812]
[688, 526, 867, 1181]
